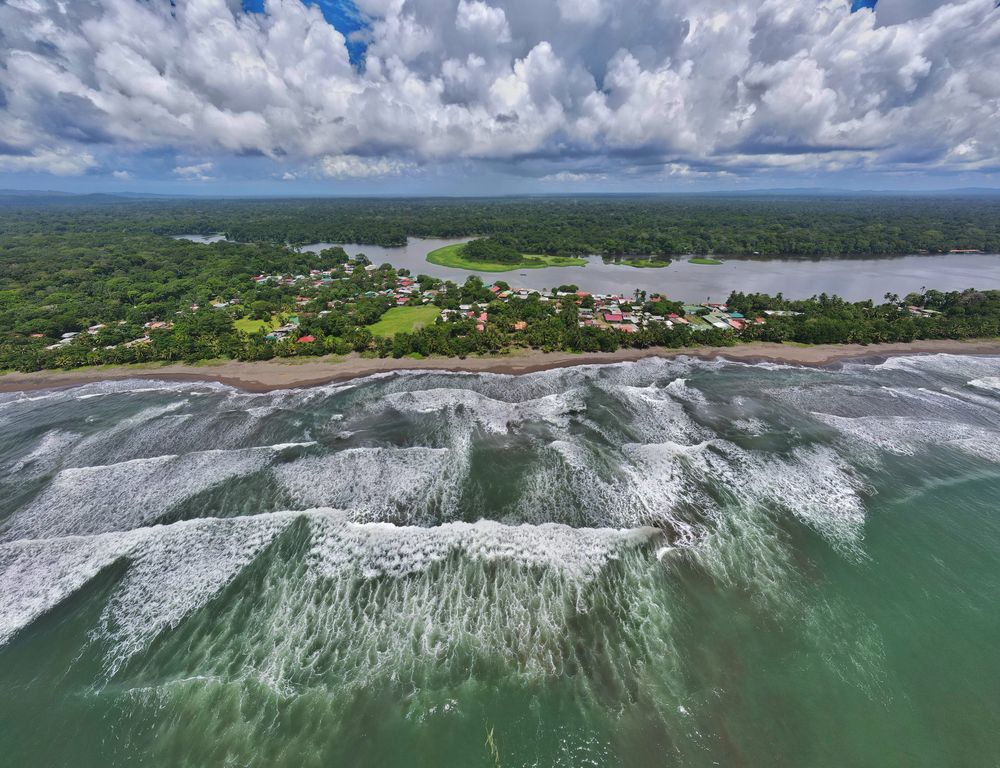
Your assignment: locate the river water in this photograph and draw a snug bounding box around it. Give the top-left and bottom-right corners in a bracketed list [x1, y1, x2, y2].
[301, 239, 1000, 300]
[176, 235, 1000, 300]
[1, 354, 999, 766]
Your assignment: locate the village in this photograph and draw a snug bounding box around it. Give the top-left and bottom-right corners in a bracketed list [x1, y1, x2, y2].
[39, 256, 768, 354]
[39, 251, 960, 357]
[247, 259, 770, 344]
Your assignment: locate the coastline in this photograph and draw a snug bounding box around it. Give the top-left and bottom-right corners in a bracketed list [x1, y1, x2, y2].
[2, 339, 999, 394]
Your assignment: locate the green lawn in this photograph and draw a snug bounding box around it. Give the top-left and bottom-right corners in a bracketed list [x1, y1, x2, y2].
[233, 315, 282, 334]
[366, 305, 441, 337]
[426, 243, 586, 272]
[688, 257, 723, 265]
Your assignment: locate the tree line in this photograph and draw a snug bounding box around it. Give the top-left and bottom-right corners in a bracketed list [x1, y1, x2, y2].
[4, 194, 1000, 257]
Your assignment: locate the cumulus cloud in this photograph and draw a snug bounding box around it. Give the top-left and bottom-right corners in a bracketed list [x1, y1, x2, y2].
[540, 171, 607, 182]
[456, 0, 511, 42]
[0, 147, 97, 175]
[0, 0, 996, 179]
[663, 163, 733, 179]
[173, 162, 215, 180]
[112, 170, 132, 180]
[319, 154, 413, 177]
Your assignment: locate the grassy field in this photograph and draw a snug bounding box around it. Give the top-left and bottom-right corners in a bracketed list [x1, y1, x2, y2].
[367, 305, 441, 337]
[234, 315, 282, 334]
[426, 243, 586, 272]
[688, 257, 723, 265]
[607, 257, 671, 268]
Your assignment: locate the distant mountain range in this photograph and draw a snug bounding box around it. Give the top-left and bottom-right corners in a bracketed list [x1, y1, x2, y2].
[0, 189, 187, 200]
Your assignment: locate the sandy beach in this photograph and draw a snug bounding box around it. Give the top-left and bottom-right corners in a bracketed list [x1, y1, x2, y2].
[2, 339, 999, 394]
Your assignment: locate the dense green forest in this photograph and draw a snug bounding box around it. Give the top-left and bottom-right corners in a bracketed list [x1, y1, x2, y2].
[0, 233, 324, 338]
[462, 237, 522, 263]
[2, 194, 999, 256]
[732, 289, 1000, 345]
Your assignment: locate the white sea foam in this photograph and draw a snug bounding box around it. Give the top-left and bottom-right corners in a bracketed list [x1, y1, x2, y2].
[266, 441, 317, 451]
[813, 412, 1000, 464]
[288, 509, 674, 685]
[8, 352, 988, 689]
[63, 400, 191, 465]
[511, 440, 635, 527]
[378, 386, 586, 434]
[733, 445, 868, 546]
[307, 509, 657, 581]
[604, 383, 710, 444]
[0, 509, 662, 673]
[2, 446, 279, 540]
[273, 447, 453, 522]
[662, 376, 708, 403]
[67, 378, 232, 399]
[2, 429, 82, 478]
[731, 417, 768, 435]
[99, 513, 296, 671]
[969, 377, 1000, 393]
[0, 531, 137, 645]
[864, 354, 1000, 382]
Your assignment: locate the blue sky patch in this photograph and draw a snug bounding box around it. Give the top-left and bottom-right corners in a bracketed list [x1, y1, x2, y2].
[242, 0, 369, 65]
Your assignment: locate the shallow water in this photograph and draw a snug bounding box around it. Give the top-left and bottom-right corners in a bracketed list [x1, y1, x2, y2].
[1, 355, 999, 766]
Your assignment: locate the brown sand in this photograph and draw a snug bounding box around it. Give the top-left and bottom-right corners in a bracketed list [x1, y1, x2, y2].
[2, 339, 999, 394]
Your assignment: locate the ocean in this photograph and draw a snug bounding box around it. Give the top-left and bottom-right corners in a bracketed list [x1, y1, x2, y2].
[1, 355, 999, 767]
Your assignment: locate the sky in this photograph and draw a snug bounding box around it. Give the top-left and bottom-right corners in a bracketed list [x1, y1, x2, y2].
[0, 0, 998, 195]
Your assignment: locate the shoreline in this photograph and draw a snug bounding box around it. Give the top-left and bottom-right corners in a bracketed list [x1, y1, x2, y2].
[2, 339, 999, 394]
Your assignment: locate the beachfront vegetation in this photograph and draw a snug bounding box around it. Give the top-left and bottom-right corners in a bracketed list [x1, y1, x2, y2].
[732, 290, 1000, 345]
[426, 242, 586, 271]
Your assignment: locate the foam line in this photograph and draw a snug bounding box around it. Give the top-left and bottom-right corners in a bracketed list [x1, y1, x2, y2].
[308, 509, 658, 581]
[100, 513, 297, 671]
[274, 447, 453, 521]
[0, 532, 137, 645]
[0, 510, 661, 659]
[2, 447, 279, 541]
[377, 386, 587, 433]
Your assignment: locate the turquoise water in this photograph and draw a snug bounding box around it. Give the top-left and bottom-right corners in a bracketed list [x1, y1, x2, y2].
[1, 355, 999, 766]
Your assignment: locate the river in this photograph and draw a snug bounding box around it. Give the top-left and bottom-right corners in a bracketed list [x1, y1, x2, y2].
[174, 235, 1000, 300]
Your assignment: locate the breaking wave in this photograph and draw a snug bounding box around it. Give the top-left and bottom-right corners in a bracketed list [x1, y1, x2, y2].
[0, 352, 997, 706]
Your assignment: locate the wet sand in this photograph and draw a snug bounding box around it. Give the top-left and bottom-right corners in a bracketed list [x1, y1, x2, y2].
[2, 339, 999, 394]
